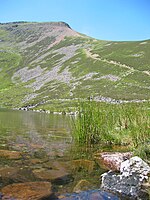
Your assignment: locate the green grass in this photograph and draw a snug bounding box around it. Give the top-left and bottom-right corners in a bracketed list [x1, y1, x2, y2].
[0, 29, 9, 40]
[0, 84, 32, 108]
[121, 71, 150, 87]
[0, 51, 21, 90]
[92, 40, 150, 71]
[72, 101, 150, 160]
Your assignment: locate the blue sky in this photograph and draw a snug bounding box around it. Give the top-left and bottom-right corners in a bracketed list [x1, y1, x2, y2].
[0, 0, 150, 41]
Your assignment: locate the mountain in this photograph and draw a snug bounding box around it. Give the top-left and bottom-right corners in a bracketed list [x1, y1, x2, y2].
[0, 22, 150, 111]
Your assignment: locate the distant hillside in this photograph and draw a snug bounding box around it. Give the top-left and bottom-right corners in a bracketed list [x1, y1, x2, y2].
[0, 22, 150, 110]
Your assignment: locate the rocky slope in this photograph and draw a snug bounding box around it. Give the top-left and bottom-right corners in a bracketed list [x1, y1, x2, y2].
[0, 22, 150, 110]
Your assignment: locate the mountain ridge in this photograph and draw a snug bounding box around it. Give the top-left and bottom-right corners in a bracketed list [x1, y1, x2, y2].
[0, 21, 150, 110]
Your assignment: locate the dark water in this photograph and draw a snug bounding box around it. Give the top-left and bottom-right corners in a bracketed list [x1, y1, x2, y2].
[0, 109, 105, 196]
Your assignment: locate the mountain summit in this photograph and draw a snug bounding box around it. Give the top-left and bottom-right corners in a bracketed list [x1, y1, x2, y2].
[0, 22, 149, 110]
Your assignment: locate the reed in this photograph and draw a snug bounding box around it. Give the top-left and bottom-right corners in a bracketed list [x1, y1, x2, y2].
[72, 101, 150, 159]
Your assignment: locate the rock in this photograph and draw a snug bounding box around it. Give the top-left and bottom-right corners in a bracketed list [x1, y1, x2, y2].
[71, 159, 95, 173]
[0, 167, 37, 187]
[58, 189, 120, 200]
[101, 156, 150, 199]
[0, 167, 19, 188]
[33, 168, 72, 184]
[73, 180, 91, 192]
[142, 177, 150, 196]
[0, 167, 19, 178]
[43, 161, 70, 170]
[1, 182, 52, 200]
[0, 193, 16, 200]
[120, 156, 150, 180]
[32, 161, 73, 184]
[0, 150, 21, 159]
[95, 152, 132, 171]
[33, 168, 67, 180]
[30, 144, 44, 149]
[101, 171, 148, 199]
[30, 158, 44, 165]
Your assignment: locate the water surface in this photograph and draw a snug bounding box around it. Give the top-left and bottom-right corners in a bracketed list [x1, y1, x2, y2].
[0, 109, 105, 196]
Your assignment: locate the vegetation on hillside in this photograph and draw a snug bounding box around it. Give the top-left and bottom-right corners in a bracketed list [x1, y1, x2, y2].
[0, 22, 149, 109]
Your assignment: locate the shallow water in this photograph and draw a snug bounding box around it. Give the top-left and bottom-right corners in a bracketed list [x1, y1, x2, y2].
[0, 109, 105, 196]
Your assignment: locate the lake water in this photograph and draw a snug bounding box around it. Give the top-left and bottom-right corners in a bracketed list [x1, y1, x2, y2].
[0, 109, 105, 197]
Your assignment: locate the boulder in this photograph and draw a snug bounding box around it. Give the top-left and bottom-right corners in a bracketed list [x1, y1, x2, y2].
[1, 182, 52, 200]
[94, 151, 132, 171]
[101, 156, 150, 199]
[120, 156, 150, 179]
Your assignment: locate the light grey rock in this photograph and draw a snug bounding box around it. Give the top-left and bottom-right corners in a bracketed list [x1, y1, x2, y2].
[120, 156, 150, 181]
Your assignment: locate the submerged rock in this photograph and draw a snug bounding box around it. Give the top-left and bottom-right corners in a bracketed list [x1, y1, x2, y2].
[0, 167, 37, 188]
[32, 160, 73, 184]
[0, 167, 19, 178]
[43, 160, 70, 170]
[0, 150, 21, 160]
[1, 182, 52, 200]
[0, 167, 19, 187]
[30, 158, 44, 165]
[33, 168, 72, 184]
[101, 156, 150, 199]
[73, 180, 91, 193]
[58, 189, 120, 200]
[71, 159, 95, 173]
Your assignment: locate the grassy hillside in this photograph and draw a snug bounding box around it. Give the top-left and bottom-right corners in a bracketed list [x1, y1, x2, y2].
[0, 22, 149, 110]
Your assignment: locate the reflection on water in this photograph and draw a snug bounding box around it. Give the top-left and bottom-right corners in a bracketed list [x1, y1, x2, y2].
[0, 109, 105, 196]
[0, 109, 72, 158]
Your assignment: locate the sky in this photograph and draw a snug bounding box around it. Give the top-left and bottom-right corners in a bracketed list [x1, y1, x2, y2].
[0, 0, 150, 41]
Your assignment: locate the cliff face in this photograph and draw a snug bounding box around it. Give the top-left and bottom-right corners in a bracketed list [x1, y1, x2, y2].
[0, 22, 150, 109]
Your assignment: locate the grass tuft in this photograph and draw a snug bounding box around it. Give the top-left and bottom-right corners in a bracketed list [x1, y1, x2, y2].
[72, 101, 150, 159]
